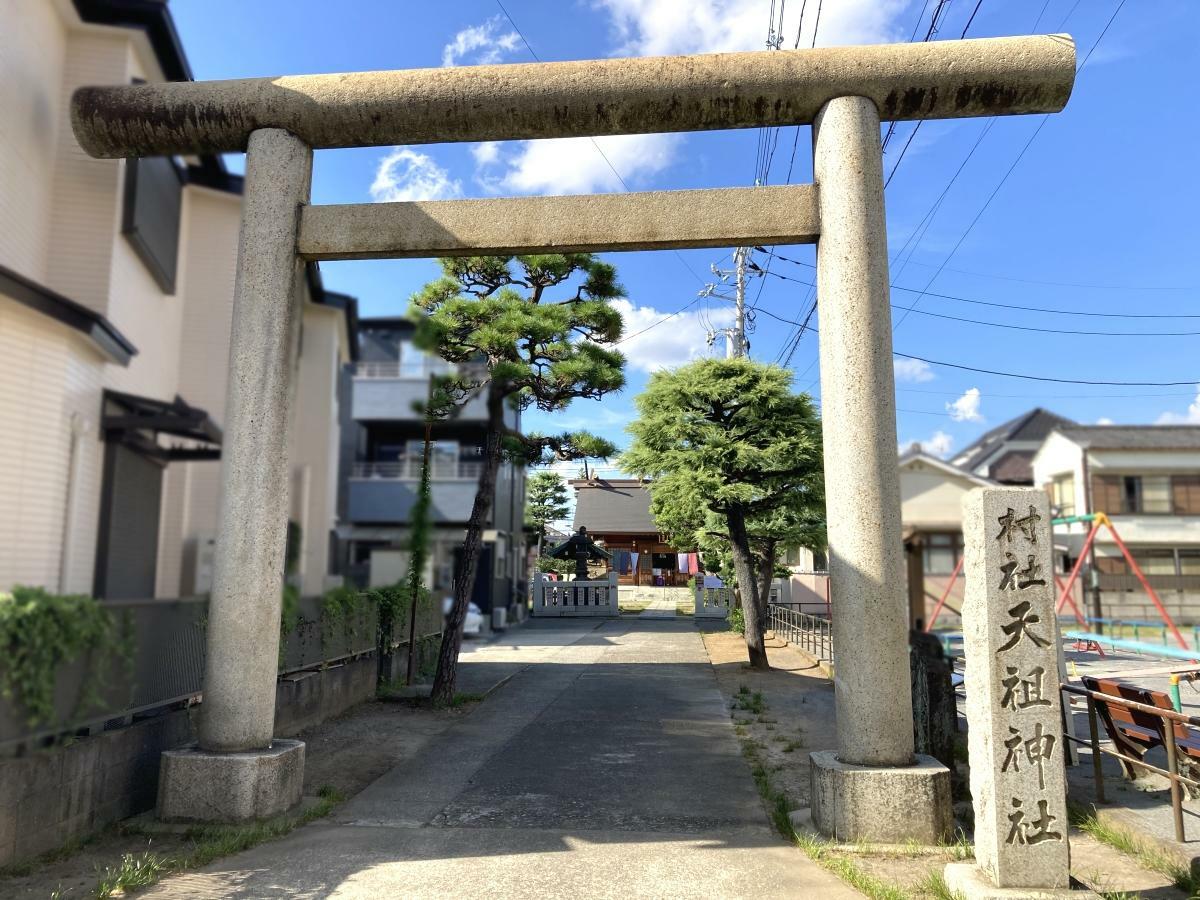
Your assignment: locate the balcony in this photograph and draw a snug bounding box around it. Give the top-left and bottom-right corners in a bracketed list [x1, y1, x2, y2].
[350, 361, 490, 422]
[347, 459, 483, 524]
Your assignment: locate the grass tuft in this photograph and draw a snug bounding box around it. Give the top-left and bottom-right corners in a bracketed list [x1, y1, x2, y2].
[1069, 802, 1198, 895]
[94, 851, 168, 898]
[84, 787, 344, 897]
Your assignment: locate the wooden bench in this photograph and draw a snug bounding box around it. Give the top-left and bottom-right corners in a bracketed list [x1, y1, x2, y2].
[1082, 676, 1200, 788]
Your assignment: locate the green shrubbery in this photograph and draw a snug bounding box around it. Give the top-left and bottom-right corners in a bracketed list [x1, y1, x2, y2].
[0, 586, 132, 726]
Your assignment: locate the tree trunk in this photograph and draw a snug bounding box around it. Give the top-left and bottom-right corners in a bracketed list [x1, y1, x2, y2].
[726, 504, 769, 669]
[430, 384, 504, 705]
[756, 539, 777, 635]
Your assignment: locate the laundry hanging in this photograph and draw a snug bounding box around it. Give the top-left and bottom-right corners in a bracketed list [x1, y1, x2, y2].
[677, 553, 690, 574]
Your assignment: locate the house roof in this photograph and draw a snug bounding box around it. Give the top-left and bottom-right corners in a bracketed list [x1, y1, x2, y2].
[952, 408, 1076, 474]
[570, 479, 659, 534]
[1055, 425, 1200, 450]
[988, 450, 1037, 484]
[0, 262, 136, 365]
[898, 448, 995, 486]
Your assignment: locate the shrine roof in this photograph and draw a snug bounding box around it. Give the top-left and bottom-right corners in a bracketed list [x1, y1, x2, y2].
[570, 479, 658, 534]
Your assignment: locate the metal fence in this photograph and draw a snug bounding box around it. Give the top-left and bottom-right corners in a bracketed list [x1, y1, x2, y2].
[1061, 682, 1200, 842]
[768, 603, 834, 666]
[0, 592, 391, 755]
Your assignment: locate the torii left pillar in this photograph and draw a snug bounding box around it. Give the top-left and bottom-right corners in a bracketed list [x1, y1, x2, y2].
[157, 129, 312, 823]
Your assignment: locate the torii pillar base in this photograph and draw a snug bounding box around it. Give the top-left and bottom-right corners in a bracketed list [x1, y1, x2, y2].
[810, 750, 952, 844]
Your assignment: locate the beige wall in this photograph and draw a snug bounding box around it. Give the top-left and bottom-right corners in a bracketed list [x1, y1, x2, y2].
[290, 305, 349, 596]
[0, 4, 351, 598]
[0, 297, 105, 594]
[0, 0, 68, 282]
[899, 459, 981, 530]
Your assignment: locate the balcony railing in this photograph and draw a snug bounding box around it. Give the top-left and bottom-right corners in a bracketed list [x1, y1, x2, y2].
[353, 360, 453, 379]
[351, 459, 483, 480]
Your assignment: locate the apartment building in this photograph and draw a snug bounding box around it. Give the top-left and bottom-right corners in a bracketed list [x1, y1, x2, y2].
[0, 0, 356, 599]
[1033, 425, 1200, 620]
[337, 318, 525, 618]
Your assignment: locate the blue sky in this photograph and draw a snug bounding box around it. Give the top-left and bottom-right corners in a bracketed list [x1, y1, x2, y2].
[172, 0, 1200, 469]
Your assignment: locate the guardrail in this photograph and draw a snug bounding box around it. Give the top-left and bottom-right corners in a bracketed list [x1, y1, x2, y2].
[1061, 682, 1200, 843]
[352, 360, 453, 379]
[351, 459, 483, 480]
[768, 603, 833, 667]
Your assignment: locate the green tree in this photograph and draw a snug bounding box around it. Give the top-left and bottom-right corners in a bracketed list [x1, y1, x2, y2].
[624, 358, 823, 669]
[411, 254, 625, 704]
[526, 471, 571, 552]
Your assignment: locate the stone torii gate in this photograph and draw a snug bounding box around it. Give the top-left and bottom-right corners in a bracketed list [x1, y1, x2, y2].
[72, 34, 1075, 837]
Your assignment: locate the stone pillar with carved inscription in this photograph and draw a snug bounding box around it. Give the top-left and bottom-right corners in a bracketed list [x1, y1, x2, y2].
[946, 488, 1095, 898]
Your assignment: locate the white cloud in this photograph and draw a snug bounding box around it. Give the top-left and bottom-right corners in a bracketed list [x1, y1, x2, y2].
[369, 148, 462, 203]
[902, 430, 954, 458]
[594, 0, 908, 57]
[946, 388, 983, 423]
[894, 357, 934, 383]
[442, 17, 520, 67]
[611, 297, 732, 373]
[472, 141, 501, 166]
[1096, 417, 1115, 426]
[1156, 386, 1200, 424]
[475, 133, 679, 196]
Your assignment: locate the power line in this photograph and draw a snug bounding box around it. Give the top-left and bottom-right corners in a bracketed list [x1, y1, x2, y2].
[883, 0, 985, 188]
[492, 0, 704, 294]
[891, 0, 1129, 332]
[615, 296, 702, 345]
[891, 349, 1194, 386]
[881, 257, 1199, 292]
[897, 387, 1200, 400]
[740, 309, 1199, 386]
[746, 279, 1200, 336]
[760, 251, 1200, 319]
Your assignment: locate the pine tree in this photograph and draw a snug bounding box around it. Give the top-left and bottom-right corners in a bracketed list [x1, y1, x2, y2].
[411, 254, 625, 704]
[624, 358, 823, 669]
[526, 471, 571, 547]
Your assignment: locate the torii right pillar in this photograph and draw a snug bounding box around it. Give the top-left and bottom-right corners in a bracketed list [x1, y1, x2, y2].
[808, 94, 952, 843]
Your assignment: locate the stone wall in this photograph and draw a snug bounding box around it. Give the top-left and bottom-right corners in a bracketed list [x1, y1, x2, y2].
[0, 647, 384, 868]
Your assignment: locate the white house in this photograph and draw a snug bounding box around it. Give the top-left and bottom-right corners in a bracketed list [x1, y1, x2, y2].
[0, 0, 356, 600]
[1032, 425, 1200, 622]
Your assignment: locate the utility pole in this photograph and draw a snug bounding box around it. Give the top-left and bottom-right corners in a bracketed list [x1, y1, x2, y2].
[701, 246, 753, 358]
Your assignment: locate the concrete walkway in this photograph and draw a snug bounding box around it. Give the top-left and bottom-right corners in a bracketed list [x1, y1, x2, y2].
[637, 594, 678, 619]
[142, 619, 860, 899]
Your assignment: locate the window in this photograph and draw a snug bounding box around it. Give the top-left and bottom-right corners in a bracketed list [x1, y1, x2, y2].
[1142, 476, 1172, 513]
[122, 155, 183, 293]
[1048, 473, 1075, 517]
[403, 440, 459, 477]
[782, 546, 805, 566]
[1134, 548, 1177, 576]
[812, 550, 828, 572]
[923, 533, 963, 575]
[1092, 475, 1124, 514]
[1093, 474, 1188, 514]
[1180, 550, 1200, 576]
[1174, 476, 1200, 515]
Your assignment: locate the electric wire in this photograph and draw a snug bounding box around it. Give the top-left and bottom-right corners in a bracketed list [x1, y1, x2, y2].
[891, 0, 1129, 332]
[760, 250, 1200, 319]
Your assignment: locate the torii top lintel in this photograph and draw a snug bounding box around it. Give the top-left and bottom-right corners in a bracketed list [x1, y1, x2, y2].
[71, 34, 1075, 159]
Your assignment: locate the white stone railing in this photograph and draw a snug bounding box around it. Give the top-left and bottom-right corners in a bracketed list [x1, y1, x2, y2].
[694, 586, 734, 619]
[532, 572, 619, 617]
